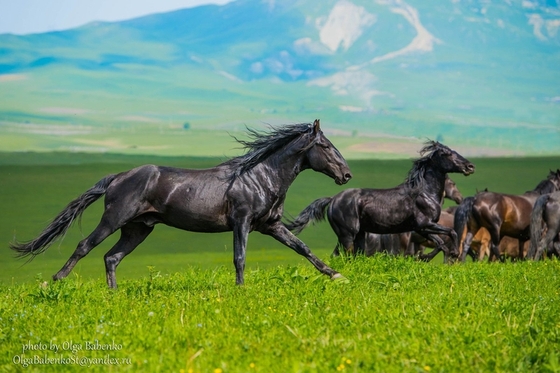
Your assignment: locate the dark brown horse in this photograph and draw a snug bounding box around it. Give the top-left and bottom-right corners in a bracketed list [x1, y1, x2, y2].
[11, 121, 352, 288]
[455, 170, 560, 262]
[528, 190, 560, 260]
[286, 141, 475, 259]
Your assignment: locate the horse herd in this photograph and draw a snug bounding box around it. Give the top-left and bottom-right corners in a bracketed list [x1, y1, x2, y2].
[10, 121, 560, 288]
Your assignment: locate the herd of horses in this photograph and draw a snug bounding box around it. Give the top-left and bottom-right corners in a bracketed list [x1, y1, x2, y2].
[10, 121, 560, 288]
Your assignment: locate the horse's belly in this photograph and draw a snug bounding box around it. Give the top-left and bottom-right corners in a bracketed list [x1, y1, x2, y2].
[361, 217, 415, 234]
[158, 203, 230, 233]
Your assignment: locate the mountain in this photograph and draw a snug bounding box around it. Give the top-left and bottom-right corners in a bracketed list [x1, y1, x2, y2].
[0, 0, 559, 158]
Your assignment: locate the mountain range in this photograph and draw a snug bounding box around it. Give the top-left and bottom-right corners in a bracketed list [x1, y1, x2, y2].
[0, 0, 559, 157]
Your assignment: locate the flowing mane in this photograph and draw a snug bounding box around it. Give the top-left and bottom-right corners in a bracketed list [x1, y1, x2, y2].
[226, 123, 314, 181]
[405, 141, 449, 188]
[530, 170, 560, 195]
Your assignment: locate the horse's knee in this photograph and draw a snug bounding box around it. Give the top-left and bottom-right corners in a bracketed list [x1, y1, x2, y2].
[104, 253, 120, 270]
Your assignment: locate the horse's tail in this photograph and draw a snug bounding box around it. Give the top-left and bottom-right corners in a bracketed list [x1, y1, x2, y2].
[10, 174, 117, 259]
[453, 196, 475, 250]
[285, 197, 332, 235]
[528, 193, 549, 259]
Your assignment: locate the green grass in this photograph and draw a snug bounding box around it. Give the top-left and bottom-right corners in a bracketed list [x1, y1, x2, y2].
[1, 257, 559, 372]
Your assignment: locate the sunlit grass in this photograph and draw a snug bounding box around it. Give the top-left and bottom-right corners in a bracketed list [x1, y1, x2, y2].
[1, 257, 559, 372]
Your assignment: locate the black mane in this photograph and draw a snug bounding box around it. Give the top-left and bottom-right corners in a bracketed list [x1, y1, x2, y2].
[405, 141, 449, 188]
[531, 170, 560, 195]
[225, 123, 314, 181]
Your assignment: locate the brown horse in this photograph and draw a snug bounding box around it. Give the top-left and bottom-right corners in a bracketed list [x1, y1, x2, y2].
[454, 170, 560, 262]
[459, 227, 529, 261]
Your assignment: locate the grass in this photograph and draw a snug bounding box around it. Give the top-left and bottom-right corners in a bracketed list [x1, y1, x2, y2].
[1, 257, 559, 372]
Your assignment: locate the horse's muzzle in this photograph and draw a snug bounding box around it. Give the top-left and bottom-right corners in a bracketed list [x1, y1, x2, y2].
[463, 163, 475, 176]
[336, 172, 352, 185]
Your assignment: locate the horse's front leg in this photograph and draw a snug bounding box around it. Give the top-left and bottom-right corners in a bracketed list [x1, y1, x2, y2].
[517, 239, 526, 260]
[417, 233, 446, 262]
[417, 223, 458, 262]
[232, 219, 251, 285]
[262, 222, 342, 279]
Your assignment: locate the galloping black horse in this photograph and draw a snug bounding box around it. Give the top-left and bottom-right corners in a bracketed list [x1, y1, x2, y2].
[11, 120, 352, 288]
[286, 141, 474, 260]
[365, 175, 464, 258]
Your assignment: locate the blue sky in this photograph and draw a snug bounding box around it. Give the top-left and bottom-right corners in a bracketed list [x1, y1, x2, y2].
[0, 0, 233, 35]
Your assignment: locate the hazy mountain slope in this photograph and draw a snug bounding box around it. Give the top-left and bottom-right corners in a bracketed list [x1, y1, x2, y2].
[0, 0, 558, 157]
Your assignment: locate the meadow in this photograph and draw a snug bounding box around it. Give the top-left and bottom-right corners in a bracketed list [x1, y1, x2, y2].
[1, 152, 560, 372]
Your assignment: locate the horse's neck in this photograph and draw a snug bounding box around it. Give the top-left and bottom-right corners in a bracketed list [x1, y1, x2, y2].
[528, 179, 557, 196]
[260, 150, 303, 195]
[420, 169, 447, 204]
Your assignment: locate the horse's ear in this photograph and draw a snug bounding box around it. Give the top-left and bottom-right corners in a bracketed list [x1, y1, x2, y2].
[313, 119, 320, 134]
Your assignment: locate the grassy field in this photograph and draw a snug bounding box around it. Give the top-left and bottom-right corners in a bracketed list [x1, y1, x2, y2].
[1, 257, 559, 372]
[1, 152, 559, 372]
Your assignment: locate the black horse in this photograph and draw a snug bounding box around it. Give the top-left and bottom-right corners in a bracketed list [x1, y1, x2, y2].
[528, 190, 560, 260]
[365, 175, 464, 258]
[11, 120, 352, 288]
[286, 141, 474, 260]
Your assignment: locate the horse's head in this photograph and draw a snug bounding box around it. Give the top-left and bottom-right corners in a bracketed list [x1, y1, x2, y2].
[304, 120, 352, 185]
[444, 176, 463, 204]
[548, 169, 560, 191]
[428, 142, 475, 176]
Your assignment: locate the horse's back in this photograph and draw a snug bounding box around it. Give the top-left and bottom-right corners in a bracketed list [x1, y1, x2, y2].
[330, 186, 416, 234]
[473, 191, 535, 236]
[105, 164, 231, 232]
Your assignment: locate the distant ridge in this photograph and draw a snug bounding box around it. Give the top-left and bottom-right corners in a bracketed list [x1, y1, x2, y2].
[0, 0, 558, 157]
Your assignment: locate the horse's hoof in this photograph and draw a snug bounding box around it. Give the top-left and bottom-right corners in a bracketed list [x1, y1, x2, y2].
[331, 273, 350, 283]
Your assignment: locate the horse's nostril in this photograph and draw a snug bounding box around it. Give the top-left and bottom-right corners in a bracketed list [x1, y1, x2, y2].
[344, 173, 352, 181]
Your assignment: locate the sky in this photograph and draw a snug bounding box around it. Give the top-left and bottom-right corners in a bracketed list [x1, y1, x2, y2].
[0, 0, 234, 35]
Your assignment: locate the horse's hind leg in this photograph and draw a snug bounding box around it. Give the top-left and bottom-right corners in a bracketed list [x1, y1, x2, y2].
[328, 214, 358, 256]
[52, 217, 116, 281]
[330, 226, 356, 256]
[460, 230, 475, 262]
[487, 228, 503, 263]
[354, 231, 366, 255]
[104, 222, 154, 288]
